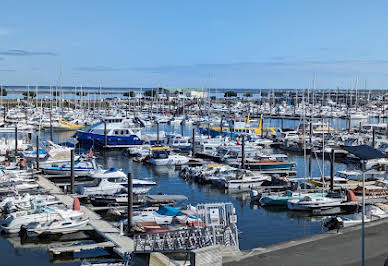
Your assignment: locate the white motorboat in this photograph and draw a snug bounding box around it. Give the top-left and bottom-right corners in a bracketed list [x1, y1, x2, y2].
[41, 155, 98, 177]
[0, 194, 60, 213]
[287, 196, 342, 211]
[2, 206, 85, 234]
[146, 147, 189, 166]
[324, 205, 388, 229]
[76, 168, 156, 195]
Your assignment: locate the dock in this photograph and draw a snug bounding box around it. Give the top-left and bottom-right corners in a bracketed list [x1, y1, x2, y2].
[223, 217, 388, 266]
[49, 241, 115, 255]
[35, 174, 134, 258]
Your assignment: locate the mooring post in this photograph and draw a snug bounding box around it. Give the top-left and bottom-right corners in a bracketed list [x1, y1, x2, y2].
[127, 172, 133, 234]
[207, 122, 210, 139]
[50, 111, 53, 142]
[104, 121, 107, 148]
[14, 125, 18, 155]
[359, 121, 362, 132]
[241, 134, 245, 169]
[156, 122, 160, 144]
[70, 149, 75, 194]
[330, 148, 335, 191]
[372, 128, 376, 148]
[180, 120, 184, 137]
[36, 135, 39, 170]
[192, 128, 195, 157]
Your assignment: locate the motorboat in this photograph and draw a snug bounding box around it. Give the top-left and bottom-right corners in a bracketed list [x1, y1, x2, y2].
[2, 206, 85, 234]
[324, 205, 388, 229]
[146, 146, 189, 166]
[75, 168, 156, 195]
[131, 205, 199, 226]
[287, 195, 342, 211]
[41, 155, 98, 177]
[259, 191, 327, 206]
[0, 194, 60, 213]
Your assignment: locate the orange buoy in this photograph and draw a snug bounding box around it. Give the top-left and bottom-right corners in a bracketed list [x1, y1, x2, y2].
[73, 197, 80, 211]
[347, 190, 357, 202]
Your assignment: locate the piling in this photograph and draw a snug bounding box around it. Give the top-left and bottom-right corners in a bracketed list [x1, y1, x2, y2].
[180, 120, 184, 137]
[359, 121, 362, 132]
[281, 118, 284, 130]
[192, 128, 195, 156]
[50, 111, 53, 142]
[207, 122, 210, 138]
[104, 121, 107, 147]
[127, 173, 133, 234]
[156, 122, 160, 144]
[70, 149, 75, 194]
[14, 125, 18, 154]
[330, 149, 335, 191]
[372, 128, 376, 148]
[241, 135, 245, 169]
[36, 135, 39, 170]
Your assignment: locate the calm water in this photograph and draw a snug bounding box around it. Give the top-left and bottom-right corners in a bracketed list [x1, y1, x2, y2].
[0, 117, 378, 265]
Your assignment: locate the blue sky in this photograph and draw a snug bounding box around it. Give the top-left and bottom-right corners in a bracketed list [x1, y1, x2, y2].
[0, 1, 388, 88]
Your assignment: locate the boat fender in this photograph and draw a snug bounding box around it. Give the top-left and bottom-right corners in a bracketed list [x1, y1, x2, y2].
[73, 197, 80, 211]
[347, 190, 357, 202]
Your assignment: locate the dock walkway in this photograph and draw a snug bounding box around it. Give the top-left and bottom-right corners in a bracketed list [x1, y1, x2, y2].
[224, 217, 388, 266]
[36, 175, 134, 258]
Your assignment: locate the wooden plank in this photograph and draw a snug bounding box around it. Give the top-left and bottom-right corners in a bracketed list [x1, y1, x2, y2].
[49, 241, 115, 255]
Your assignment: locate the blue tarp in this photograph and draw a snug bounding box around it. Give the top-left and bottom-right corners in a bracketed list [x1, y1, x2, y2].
[156, 206, 181, 216]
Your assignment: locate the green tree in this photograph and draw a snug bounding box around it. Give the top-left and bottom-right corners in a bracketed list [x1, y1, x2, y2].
[144, 89, 156, 97]
[123, 91, 135, 97]
[22, 91, 36, 98]
[52, 91, 60, 96]
[224, 91, 237, 97]
[1, 89, 7, 96]
[244, 92, 252, 97]
[76, 91, 88, 96]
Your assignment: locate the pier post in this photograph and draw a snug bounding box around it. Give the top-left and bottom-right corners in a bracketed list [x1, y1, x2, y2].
[3, 107, 5, 122]
[49, 111, 53, 142]
[281, 118, 284, 130]
[180, 120, 184, 137]
[156, 122, 160, 144]
[36, 135, 39, 170]
[192, 128, 195, 157]
[330, 149, 335, 191]
[70, 149, 75, 194]
[104, 121, 107, 148]
[359, 121, 362, 132]
[14, 125, 18, 155]
[207, 122, 210, 139]
[127, 172, 133, 234]
[241, 134, 245, 169]
[372, 128, 375, 148]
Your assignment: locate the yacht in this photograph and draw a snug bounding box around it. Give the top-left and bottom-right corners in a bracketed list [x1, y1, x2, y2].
[287, 195, 342, 211]
[75, 117, 143, 149]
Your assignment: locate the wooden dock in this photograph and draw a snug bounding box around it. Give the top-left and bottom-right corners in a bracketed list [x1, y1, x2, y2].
[36, 175, 134, 258]
[49, 241, 115, 255]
